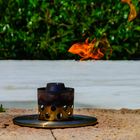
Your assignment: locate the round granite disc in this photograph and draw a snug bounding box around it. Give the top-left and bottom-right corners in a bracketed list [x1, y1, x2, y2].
[13, 114, 97, 128]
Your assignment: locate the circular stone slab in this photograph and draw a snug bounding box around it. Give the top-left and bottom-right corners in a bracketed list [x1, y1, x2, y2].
[13, 114, 97, 128]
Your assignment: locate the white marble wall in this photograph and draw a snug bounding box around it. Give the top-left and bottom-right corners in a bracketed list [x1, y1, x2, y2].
[0, 60, 140, 109]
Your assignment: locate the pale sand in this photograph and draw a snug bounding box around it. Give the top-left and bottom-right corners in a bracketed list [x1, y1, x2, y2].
[0, 108, 140, 140]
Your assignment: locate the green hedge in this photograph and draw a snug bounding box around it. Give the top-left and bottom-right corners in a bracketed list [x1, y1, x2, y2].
[0, 0, 140, 59]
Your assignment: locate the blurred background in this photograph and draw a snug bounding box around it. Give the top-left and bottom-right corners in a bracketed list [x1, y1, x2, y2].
[0, 0, 140, 60]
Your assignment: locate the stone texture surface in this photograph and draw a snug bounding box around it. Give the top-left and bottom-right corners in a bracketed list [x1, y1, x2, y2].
[0, 108, 140, 140]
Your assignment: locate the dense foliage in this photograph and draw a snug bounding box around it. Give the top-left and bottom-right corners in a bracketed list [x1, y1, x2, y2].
[0, 0, 140, 60]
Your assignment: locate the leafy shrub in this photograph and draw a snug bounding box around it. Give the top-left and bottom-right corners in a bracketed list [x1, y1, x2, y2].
[0, 104, 5, 112]
[0, 0, 140, 59]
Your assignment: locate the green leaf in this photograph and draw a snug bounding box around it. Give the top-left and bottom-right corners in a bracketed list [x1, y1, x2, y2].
[29, 0, 37, 7]
[134, 26, 140, 31]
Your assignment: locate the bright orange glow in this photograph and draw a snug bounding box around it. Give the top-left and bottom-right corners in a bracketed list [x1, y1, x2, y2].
[121, 0, 137, 22]
[68, 37, 112, 61]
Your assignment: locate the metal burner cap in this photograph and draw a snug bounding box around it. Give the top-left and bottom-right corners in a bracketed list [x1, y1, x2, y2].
[46, 83, 65, 93]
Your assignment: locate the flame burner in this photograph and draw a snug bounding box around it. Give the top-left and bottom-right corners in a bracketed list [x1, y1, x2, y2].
[13, 83, 97, 128]
[38, 83, 74, 121]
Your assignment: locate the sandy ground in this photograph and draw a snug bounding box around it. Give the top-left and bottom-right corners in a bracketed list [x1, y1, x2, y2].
[0, 108, 140, 140]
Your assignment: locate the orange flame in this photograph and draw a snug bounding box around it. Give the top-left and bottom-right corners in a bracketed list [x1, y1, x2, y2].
[68, 36, 112, 61]
[121, 0, 137, 22]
